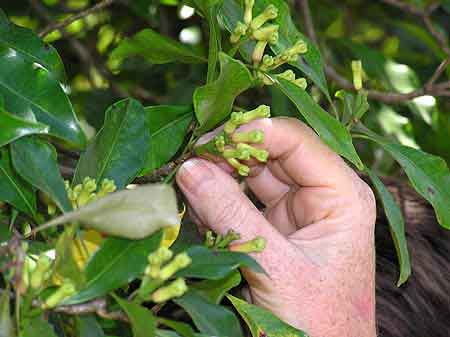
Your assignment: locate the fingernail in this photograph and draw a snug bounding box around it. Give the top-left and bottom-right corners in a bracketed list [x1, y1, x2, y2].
[177, 159, 214, 195]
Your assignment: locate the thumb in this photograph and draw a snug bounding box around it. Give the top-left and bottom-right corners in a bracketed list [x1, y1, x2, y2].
[176, 158, 288, 268]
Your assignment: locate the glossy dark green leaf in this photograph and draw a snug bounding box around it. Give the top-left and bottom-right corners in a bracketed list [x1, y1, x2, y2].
[21, 316, 58, 337]
[174, 290, 243, 337]
[156, 330, 182, 337]
[109, 28, 206, 69]
[276, 78, 363, 169]
[53, 226, 85, 288]
[0, 47, 85, 148]
[191, 270, 241, 304]
[63, 230, 163, 305]
[0, 107, 49, 147]
[39, 184, 179, 240]
[0, 287, 14, 337]
[10, 137, 71, 212]
[158, 319, 196, 337]
[219, 0, 329, 98]
[0, 149, 36, 216]
[194, 52, 253, 134]
[176, 246, 264, 280]
[114, 295, 156, 337]
[142, 105, 193, 174]
[0, 9, 66, 82]
[204, 5, 222, 83]
[77, 315, 106, 337]
[227, 294, 308, 337]
[360, 129, 450, 229]
[74, 98, 150, 189]
[366, 168, 411, 286]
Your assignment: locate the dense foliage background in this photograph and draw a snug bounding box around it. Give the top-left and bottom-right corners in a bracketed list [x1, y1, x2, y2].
[0, 0, 449, 336]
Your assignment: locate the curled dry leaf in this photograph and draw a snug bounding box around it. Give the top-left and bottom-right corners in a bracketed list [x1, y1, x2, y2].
[34, 184, 179, 239]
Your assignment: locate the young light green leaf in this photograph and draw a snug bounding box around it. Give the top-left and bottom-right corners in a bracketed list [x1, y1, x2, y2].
[0, 287, 14, 337]
[176, 246, 264, 280]
[11, 137, 71, 212]
[142, 105, 193, 174]
[227, 294, 309, 337]
[74, 98, 150, 189]
[109, 28, 206, 70]
[0, 107, 49, 147]
[366, 168, 411, 286]
[191, 270, 241, 304]
[0, 47, 85, 148]
[194, 52, 253, 134]
[360, 128, 450, 229]
[276, 78, 363, 169]
[114, 295, 156, 337]
[174, 290, 243, 337]
[64, 230, 163, 305]
[0, 149, 36, 216]
[219, 0, 329, 98]
[0, 9, 66, 82]
[34, 184, 179, 239]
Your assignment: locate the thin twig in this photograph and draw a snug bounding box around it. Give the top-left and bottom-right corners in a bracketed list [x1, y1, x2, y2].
[425, 58, 450, 89]
[38, 0, 115, 38]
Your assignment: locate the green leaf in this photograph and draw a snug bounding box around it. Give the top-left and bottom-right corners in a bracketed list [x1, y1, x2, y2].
[142, 105, 193, 174]
[335, 90, 369, 125]
[176, 246, 264, 280]
[174, 290, 243, 337]
[109, 28, 206, 69]
[10, 137, 71, 212]
[21, 316, 58, 337]
[227, 294, 309, 337]
[63, 230, 163, 305]
[74, 98, 150, 189]
[191, 270, 241, 304]
[0, 287, 14, 337]
[53, 226, 85, 288]
[360, 130, 450, 229]
[204, 5, 222, 83]
[219, 0, 329, 98]
[114, 295, 156, 337]
[0, 9, 66, 82]
[0, 149, 36, 216]
[0, 47, 85, 148]
[77, 315, 106, 337]
[366, 168, 411, 286]
[194, 52, 253, 134]
[276, 78, 363, 169]
[0, 106, 49, 147]
[37, 184, 179, 239]
[158, 319, 196, 337]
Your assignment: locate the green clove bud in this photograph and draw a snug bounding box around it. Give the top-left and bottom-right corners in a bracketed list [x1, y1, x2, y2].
[148, 247, 173, 278]
[230, 22, 248, 44]
[77, 177, 97, 207]
[260, 55, 274, 71]
[277, 69, 296, 82]
[216, 229, 241, 248]
[244, 0, 255, 24]
[230, 236, 266, 253]
[204, 230, 216, 248]
[252, 40, 268, 64]
[252, 25, 279, 44]
[226, 158, 250, 177]
[236, 143, 269, 162]
[97, 179, 116, 198]
[232, 130, 265, 144]
[223, 147, 251, 160]
[294, 77, 307, 90]
[242, 105, 271, 123]
[30, 254, 53, 290]
[214, 135, 225, 153]
[42, 282, 76, 309]
[351, 60, 363, 90]
[159, 253, 192, 281]
[151, 278, 188, 303]
[250, 5, 278, 31]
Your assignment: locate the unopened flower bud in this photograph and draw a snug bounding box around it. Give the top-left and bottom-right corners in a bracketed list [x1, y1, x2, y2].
[97, 179, 116, 198]
[230, 22, 248, 44]
[151, 278, 188, 303]
[294, 77, 307, 90]
[159, 253, 192, 281]
[250, 5, 278, 31]
[252, 25, 279, 44]
[223, 147, 251, 160]
[215, 135, 225, 153]
[244, 0, 255, 24]
[232, 130, 265, 144]
[236, 143, 269, 162]
[43, 282, 76, 309]
[242, 105, 271, 123]
[352, 60, 363, 90]
[148, 247, 173, 278]
[230, 236, 266, 253]
[31, 254, 53, 290]
[204, 230, 216, 247]
[277, 70, 296, 82]
[252, 40, 268, 64]
[216, 229, 241, 248]
[227, 158, 250, 176]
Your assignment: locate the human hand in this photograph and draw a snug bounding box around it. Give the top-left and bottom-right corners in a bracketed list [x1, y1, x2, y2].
[176, 117, 377, 337]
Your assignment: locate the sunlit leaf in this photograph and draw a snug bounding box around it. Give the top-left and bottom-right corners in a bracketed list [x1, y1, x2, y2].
[191, 270, 241, 304]
[36, 184, 179, 239]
